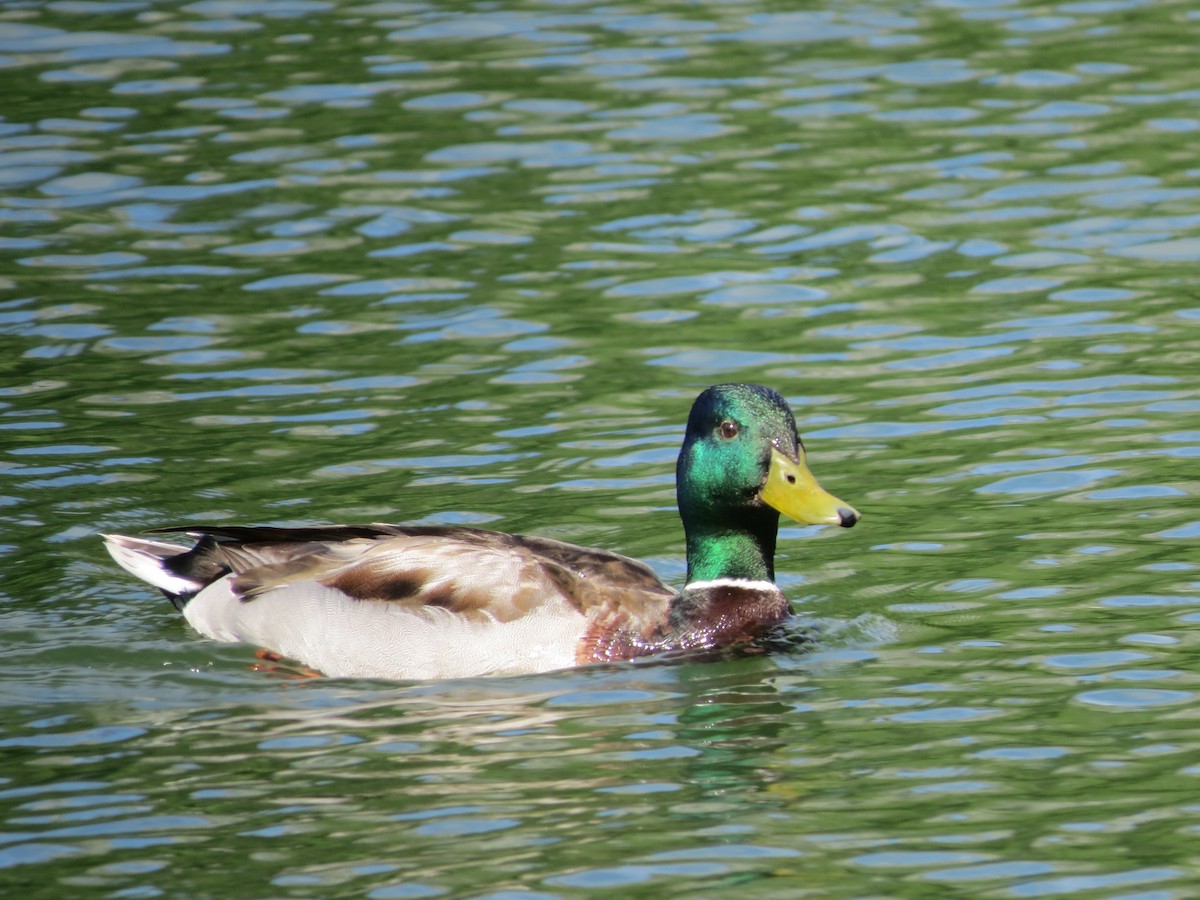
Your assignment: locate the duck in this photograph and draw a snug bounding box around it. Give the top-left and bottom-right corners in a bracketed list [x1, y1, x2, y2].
[102, 383, 859, 681]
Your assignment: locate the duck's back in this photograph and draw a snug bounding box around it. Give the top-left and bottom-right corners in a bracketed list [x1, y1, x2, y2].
[104, 524, 675, 680]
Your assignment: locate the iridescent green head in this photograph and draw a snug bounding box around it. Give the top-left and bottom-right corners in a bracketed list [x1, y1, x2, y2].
[675, 383, 858, 584]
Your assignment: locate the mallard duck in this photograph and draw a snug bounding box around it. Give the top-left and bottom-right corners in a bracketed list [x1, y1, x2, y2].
[103, 383, 859, 680]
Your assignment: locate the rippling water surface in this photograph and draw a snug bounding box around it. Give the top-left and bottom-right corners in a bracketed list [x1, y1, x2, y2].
[3, 0, 1200, 895]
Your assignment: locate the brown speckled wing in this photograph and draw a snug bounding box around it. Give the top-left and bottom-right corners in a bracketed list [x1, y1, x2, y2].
[150, 524, 676, 626]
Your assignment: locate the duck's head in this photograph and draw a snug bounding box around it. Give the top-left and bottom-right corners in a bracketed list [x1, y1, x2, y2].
[676, 383, 858, 582]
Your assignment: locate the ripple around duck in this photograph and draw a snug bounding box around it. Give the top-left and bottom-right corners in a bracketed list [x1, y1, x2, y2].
[1076, 689, 1195, 709]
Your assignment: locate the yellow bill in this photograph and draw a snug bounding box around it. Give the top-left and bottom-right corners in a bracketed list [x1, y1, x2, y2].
[759, 446, 860, 528]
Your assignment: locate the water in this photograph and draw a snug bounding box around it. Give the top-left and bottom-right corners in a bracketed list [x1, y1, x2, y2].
[3, 0, 1199, 895]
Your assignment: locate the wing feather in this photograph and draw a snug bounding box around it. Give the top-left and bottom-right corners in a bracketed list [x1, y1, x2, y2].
[147, 524, 675, 625]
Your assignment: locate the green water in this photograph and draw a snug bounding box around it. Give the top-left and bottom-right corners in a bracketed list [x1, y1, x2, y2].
[3, 0, 1200, 895]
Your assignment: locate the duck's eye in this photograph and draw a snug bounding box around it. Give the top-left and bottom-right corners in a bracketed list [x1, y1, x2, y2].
[719, 420, 739, 439]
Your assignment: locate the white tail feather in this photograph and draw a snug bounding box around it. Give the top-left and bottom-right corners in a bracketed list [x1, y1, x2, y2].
[101, 533, 201, 596]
